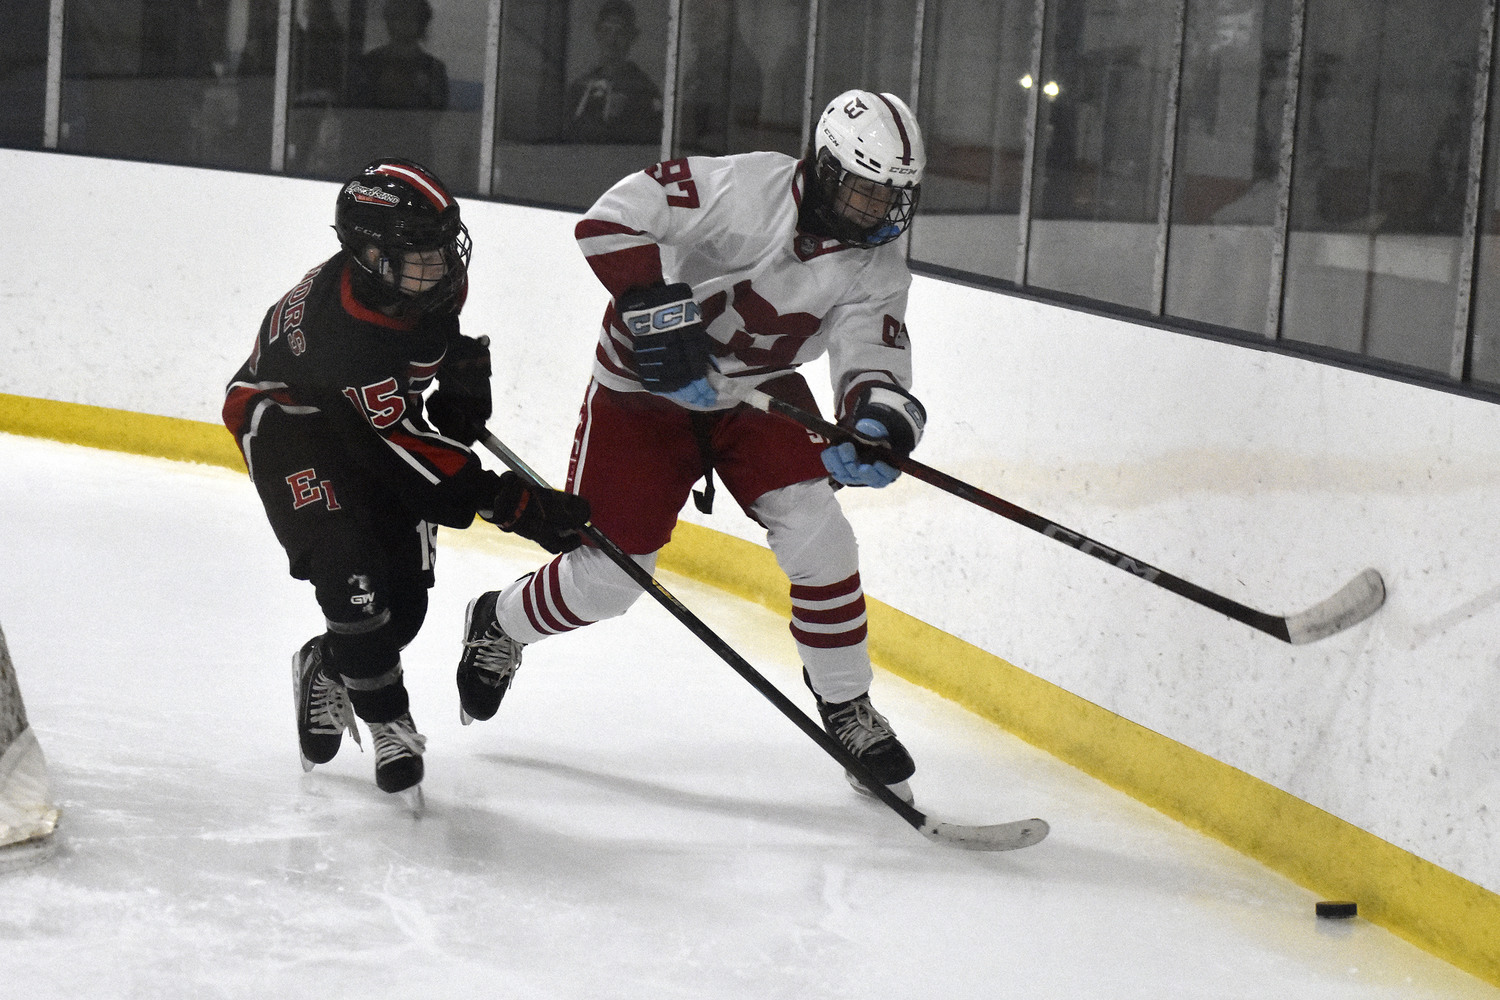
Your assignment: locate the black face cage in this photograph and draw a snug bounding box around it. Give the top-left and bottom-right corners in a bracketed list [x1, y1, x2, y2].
[813, 148, 921, 249]
[354, 221, 472, 313]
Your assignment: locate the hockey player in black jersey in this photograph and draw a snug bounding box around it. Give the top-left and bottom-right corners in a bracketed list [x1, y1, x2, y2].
[224, 159, 590, 803]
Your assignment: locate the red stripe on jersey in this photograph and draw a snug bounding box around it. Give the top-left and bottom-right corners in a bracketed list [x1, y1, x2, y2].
[387, 426, 468, 476]
[340, 266, 419, 330]
[409, 357, 442, 381]
[575, 219, 645, 240]
[790, 621, 868, 648]
[595, 342, 636, 381]
[583, 244, 664, 298]
[789, 573, 863, 604]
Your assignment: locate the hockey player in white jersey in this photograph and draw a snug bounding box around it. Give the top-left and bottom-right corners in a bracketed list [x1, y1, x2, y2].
[457, 90, 928, 801]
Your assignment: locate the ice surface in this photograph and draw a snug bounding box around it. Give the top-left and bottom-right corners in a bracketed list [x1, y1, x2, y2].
[0, 433, 1492, 998]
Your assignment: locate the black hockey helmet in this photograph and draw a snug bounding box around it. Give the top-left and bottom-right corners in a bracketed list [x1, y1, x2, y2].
[334, 158, 472, 313]
[799, 90, 925, 249]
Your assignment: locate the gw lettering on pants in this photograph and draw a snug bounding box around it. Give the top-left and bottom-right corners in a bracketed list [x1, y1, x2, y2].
[286, 469, 342, 511]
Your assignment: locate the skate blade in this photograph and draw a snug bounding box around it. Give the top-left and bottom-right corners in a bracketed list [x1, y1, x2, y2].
[395, 784, 424, 816]
[845, 771, 913, 804]
[460, 707, 474, 726]
[300, 754, 315, 773]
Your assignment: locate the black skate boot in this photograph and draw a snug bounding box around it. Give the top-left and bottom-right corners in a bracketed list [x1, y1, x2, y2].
[805, 669, 915, 803]
[293, 638, 359, 771]
[456, 591, 524, 724]
[369, 711, 426, 807]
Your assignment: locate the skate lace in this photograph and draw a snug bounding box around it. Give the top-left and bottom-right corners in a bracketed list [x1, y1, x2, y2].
[829, 699, 895, 755]
[309, 671, 361, 747]
[463, 624, 522, 684]
[371, 717, 427, 767]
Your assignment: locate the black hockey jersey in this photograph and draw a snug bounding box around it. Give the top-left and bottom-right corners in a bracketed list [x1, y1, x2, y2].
[223, 253, 491, 528]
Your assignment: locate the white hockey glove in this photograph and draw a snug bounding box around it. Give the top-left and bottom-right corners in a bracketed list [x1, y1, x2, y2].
[821, 384, 927, 488]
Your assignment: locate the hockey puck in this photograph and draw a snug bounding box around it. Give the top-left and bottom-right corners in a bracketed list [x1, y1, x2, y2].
[1315, 900, 1357, 919]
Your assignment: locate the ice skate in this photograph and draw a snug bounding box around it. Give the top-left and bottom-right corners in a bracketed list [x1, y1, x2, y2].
[369, 711, 426, 808]
[456, 591, 524, 724]
[807, 671, 915, 804]
[293, 638, 359, 771]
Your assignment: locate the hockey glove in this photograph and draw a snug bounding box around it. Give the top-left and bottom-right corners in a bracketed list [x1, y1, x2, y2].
[618, 282, 716, 401]
[480, 471, 592, 555]
[427, 334, 492, 445]
[821, 384, 927, 489]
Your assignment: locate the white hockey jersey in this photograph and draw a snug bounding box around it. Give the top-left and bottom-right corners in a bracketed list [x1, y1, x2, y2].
[574, 151, 915, 419]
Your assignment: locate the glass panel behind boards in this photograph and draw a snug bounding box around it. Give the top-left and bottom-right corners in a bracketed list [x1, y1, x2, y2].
[493, 0, 666, 210]
[907, 0, 1033, 283]
[58, 0, 279, 170]
[286, 0, 487, 194]
[1163, 0, 1295, 335]
[673, 0, 807, 158]
[1025, 0, 1179, 310]
[0, 0, 51, 150]
[1280, 0, 1486, 372]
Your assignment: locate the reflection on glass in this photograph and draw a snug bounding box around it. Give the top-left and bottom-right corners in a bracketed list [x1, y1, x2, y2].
[811, 0, 917, 122]
[59, 0, 279, 170]
[493, 0, 666, 209]
[1026, 0, 1178, 309]
[1281, 0, 1483, 372]
[1164, 0, 1293, 334]
[0, 1, 50, 150]
[908, 0, 1032, 281]
[674, 0, 797, 157]
[560, 0, 664, 144]
[288, 0, 485, 192]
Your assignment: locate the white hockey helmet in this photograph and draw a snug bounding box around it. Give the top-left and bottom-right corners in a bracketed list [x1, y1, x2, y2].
[804, 90, 926, 248]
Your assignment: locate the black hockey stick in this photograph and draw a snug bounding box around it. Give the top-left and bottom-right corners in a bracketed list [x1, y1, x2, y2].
[476, 428, 1048, 852]
[729, 385, 1385, 645]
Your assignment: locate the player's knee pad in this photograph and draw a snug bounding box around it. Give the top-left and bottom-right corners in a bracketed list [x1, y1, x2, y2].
[753, 479, 859, 585]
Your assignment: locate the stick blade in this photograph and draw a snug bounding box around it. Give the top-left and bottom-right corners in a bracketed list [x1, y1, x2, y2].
[919, 816, 1050, 852]
[1284, 568, 1386, 644]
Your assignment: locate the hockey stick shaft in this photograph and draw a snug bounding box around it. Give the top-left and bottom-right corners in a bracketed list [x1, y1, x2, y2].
[732, 387, 1384, 645]
[476, 430, 942, 838]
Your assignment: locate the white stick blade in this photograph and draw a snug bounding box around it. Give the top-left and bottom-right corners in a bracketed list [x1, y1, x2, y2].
[921, 816, 1050, 852]
[1284, 568, 1386, 644]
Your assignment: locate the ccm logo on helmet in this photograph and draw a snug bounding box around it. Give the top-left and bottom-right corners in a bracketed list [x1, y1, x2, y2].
[345, 181, 401, 206]
[623, 300, 703, 337]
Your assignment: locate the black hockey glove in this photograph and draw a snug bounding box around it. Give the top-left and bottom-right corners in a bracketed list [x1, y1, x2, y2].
[618, 283, 714, 398]
[821, 384, 927, 489]
[479, 471, 592, 555]
[427, 334, 492, 445]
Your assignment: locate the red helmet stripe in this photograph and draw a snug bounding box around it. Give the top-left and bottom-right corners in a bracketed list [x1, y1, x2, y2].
[372, 162, 450, 210]
[874, 93, 914, 166]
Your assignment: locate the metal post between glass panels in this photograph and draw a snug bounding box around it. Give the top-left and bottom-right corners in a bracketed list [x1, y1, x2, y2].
[43, 0, 63, 150]
[270, 0, 292, 172]
[661, 0, 684, 162]
[800, 0, 820, 152]
[1452, 0, 1499, 380]
[1015, 0, 1046, 288]
[1151, 0, 1188, 317]
[1264, 0, 1308, 341]
[477, 0, 503, 196]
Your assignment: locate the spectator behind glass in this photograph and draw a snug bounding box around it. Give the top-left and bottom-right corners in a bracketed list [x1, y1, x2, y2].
[677, 0, 762, 155]
[344, 0, 449, 168]
[348, 0, 449, 112]
[560, 1, 663, 144]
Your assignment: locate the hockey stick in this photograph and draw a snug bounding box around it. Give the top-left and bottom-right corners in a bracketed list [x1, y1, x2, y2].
[476, 428, 1048, 852]
[728, 385, 1385, 645]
